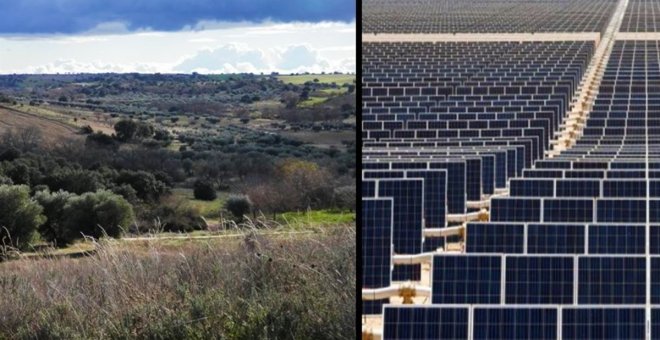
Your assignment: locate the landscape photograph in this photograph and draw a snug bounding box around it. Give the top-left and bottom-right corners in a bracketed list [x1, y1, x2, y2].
[0, 1, 356, 338]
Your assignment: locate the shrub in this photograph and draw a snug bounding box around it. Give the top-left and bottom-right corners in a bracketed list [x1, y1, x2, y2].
[144, 196, 204, 232]
[0, 185, 45, 250]
[60, 190, 134, 242]
[34, 190, 76, 246]
[115, 170, 169, 202]
[225, 195, 252, 221]
[193, 179, 216, 201]
[43, 168, 104, 195]
[80, 125, 94, 134]
[114, 120, 154, 142]
[86, 132, 118, 150]
[0, 147, 20, 162]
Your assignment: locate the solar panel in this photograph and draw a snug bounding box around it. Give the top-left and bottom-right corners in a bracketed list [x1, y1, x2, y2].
[363, 170, 448, 229]
[578, 256, 646, 304]
[509, 179, 554, 197]
[562, 308, 646, 340]
[596, 199, 646, 223]
[555, 179, 601, 197]
[527, 224, 585, 254]
[465, 223, 524, 253]
[491, 198, 541, 222]
[432, 255, 501, 304]
[602, 180, 647, 197]
[651, 226, 660, 254]
[473, 307, 558, 340]
[376, 178, 425, 281]
[543, 199, 594, 223]
[505, 256, 574, 304]
[382, 306, 469, 340]
[588, 224, 645, 254]
[361, 198, 393, 289]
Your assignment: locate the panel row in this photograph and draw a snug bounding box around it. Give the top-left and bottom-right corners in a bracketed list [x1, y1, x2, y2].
[383, 306, 654, 339]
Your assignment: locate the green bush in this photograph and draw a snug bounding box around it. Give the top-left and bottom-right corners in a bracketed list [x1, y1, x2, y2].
[34, 190, 76, 246]
[0, 185, 45, 249]
[60, 190, 134, 243]
[225, 195, 252, 221]
[193, 179, 216, 201]
[143, 196, 205, 232]
[115, 170, 168, 202]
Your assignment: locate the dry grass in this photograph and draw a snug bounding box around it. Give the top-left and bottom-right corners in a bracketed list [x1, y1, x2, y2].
[0, 106, 80, 144]
[0, 223, 355, 339]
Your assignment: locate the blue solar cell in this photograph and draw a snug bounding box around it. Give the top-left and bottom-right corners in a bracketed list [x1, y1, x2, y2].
[651, 258, 660, 304]
[588, 224, 645, 254]
[555, 179, 601, 197]
[652, 308, 660, 340]
[362, 180, 376, 198]
[364, 170, 448, 229]
[651, 200, 660, 222]
[361, 198, 393, 288]
[465, 223, 524, 253]
[473, 308, 557, 340]
[481, 155, 495, 195]
[377, 179, 424, 281]
[562, 308, 645, 340]
[432, 255, 501, 304]
[383, 307, 469, 340]
[543, 199, 594, 222]
[465, 158, 482, 201]
[527, 224, 585, 254]
[407, 170, 448, 228]
[651, 226, 660, 254]
[509, 179, 554, 197]
[429, 162, 467, 214]
[597, 199, 646, 223]
[578, 257, 646, 304]
[491, 198, 541, 222]
[603, 180, 647, 197]
[505, 256, 573, 304]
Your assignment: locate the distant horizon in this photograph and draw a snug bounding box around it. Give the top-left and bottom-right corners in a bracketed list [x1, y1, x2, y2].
[0, 71, 356, 76]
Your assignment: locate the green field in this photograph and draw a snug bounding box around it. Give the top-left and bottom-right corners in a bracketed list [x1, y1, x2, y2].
[277, 210, 355, 228]
[277, 74, 355, 85]
[297, 96, 328, 107]
[171, 187, 227, 218]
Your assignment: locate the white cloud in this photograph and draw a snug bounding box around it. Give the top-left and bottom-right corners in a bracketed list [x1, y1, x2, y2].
[173, 44, 350, 74]
[174, 44, 268, 73]
[0, 21, 355, 74]
[25, 59, 164, 74]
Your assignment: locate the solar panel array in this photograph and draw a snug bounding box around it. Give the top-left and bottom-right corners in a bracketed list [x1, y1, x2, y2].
[621, 0, 660, 32]
[359, 0, 660, 337]
[373, 40, 660, 338]
[363, 0, 617, 34]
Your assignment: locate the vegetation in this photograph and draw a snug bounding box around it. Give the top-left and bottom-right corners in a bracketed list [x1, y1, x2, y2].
[0, 185, 45, 250]
[225, 194, 252, 221]
[0, 72, 355, 338]
[193, 179, 217, 201]
[0, 225, 355, 339]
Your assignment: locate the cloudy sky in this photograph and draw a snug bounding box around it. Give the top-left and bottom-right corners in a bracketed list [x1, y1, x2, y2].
[0, 0, 356, 74]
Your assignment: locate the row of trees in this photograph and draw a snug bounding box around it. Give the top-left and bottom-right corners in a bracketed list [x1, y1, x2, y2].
[1, 185, 133, 250]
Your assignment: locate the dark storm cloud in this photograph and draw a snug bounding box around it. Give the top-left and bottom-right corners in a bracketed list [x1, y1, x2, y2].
[0, 0, 355, 34]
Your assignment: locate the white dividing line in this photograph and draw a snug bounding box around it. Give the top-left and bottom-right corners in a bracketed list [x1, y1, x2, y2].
[548, 0, 629, 156]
